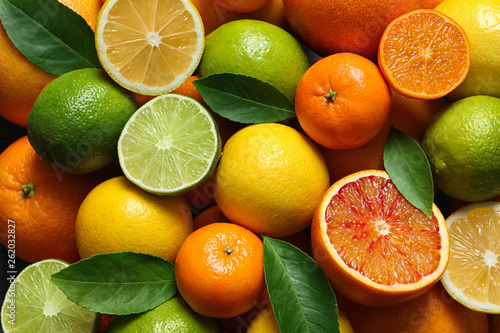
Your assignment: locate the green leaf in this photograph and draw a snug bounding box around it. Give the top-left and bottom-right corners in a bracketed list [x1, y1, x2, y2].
[383, 127, 434, 218]
[0, 0, 101, 76]
[193, 73, 295, 124]
[263, 236, 339, 333]
[51, 252, 177, 315]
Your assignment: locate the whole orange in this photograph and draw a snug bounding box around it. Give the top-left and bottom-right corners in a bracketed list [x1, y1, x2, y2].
[282, 0, 420, 61]
[211, 0, 272, 13]
[190, 0, 289, 35]
[0, 136, 114, 263]
[294, 52, 392, 150]
[175, 222, 265, 318]
[193, 204, 232, 230]
[0, 0, 102, 127]
[338, 282, 489, 333]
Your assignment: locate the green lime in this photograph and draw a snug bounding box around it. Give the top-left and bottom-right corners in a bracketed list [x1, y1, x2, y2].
[421, 95, 500, 202]
[1, 259, 99, 333]
[104, 296, 219, 333]
[198, 19, 310, 100]
[26, 68, 138, 175]
[117, 94, 221, 195]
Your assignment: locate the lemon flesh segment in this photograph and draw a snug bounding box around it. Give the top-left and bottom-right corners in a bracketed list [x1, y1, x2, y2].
[1, 259, 99, 333]
[118, 94, 221, 195]
[441, 201, 500, 313]
[95, 0, 205, 95]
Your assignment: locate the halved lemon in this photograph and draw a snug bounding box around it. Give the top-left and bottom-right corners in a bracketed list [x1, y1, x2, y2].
[95, 0, 205, 95]
[440, 201, 500, 313]
[311, 170, 450, 307]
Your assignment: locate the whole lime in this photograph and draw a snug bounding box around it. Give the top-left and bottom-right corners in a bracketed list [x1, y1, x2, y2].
[104, 296, 220, 333]
[435, 0, 500, 100]
[198, 19, 310, 100]
[26, 68, 138, 174]
[421, 95, 500, 202]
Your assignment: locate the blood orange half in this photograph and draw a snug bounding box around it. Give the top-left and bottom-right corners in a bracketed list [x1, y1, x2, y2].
[311, 170, 449, 306]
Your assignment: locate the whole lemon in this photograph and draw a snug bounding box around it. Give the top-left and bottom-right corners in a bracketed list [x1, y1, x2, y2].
[198, 19, 310, 100]
[104, 296, 219, 333]
[75, 176, 193, 262]
[435, 0, 500, 100]
[26, 68, 138, 175]
[421, 95, 500, 202]
[214, 123, 330, 237]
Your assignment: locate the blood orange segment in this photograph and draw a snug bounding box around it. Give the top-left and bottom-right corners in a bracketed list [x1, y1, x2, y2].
[311, 170, 449, 307]
[378, 9, 470, 100]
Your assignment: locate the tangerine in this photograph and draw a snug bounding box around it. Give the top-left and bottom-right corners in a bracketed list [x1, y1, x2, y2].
[0, 136, 114, 263]
[175, 222, 265, 318]
[282, 0, 420, 61]
[295, 52, 391, 150]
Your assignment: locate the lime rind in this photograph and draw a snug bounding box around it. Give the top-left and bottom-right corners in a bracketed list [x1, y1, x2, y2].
[1, 259, 99, 333]
[118, 94, 221, 195]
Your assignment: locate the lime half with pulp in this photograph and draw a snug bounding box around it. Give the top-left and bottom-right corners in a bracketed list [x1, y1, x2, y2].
[1, 259, 99, 333]
[118, 94, 221, 195]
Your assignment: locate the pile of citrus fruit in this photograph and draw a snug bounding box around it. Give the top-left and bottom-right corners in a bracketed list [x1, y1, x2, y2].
[1, 0, 500, 332]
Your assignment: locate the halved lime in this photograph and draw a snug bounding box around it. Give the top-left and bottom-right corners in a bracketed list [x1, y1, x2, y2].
[118, 94, 221, 195]
[1, 259, 99, 333]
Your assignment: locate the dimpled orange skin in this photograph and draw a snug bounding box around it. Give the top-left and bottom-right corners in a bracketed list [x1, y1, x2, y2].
[294, 52, 392, 150]
[174, 222, 265, 319]
[0, 136, 114, 263]
[337, 282, 489, 333]
[211, 0, 272, 13]
[282, 0, 421, 61]
[190, 0, 289, 35]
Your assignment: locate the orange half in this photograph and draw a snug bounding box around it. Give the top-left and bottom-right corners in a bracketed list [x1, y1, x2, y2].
[311, 170, 449, 307]
[378, 9, 470, 100]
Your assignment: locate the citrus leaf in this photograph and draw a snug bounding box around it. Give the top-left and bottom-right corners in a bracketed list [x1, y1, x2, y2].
[51, 252, 177, 315]
[384, 127, 434, 218]
[193, 73, 295, 124]
[262, 236, 339, 333]
[0, 0, 101, 76]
